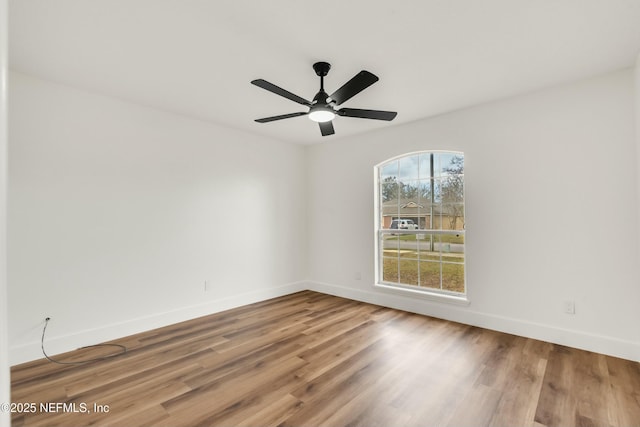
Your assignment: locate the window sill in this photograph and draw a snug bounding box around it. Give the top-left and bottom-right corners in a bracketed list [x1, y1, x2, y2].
[374, 283, 470, 306]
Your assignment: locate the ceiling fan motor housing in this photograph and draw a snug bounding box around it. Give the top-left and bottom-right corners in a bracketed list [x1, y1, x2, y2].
[313, 62, 331, 77]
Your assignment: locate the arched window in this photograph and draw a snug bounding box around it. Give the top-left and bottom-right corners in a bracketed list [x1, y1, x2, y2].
[375, 152, 465, 297]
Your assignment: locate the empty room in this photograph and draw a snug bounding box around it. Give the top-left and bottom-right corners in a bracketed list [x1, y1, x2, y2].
[1, 1, 640, 426]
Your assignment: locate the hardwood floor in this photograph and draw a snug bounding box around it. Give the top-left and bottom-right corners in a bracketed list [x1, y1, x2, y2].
[10, 291, 640, 427]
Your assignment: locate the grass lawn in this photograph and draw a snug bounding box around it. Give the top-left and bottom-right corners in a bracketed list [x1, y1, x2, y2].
[382, 256, 465, 293]
[382, 232, 465, 293]
[397, 233, 464, 244]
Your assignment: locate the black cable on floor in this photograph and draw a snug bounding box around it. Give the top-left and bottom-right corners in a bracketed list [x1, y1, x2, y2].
[41, 317, 127, 365]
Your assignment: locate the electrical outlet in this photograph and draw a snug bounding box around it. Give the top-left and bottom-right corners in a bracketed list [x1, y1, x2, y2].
[204, 280, 208, 292]
[563, 300, 575, 315]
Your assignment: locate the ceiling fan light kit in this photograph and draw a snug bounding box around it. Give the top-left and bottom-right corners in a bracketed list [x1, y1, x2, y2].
[308, 107, 335, 123]
[252, 61, 397, 136]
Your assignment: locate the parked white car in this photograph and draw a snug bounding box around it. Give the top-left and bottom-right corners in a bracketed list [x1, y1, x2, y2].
[390, 219, 418, 230]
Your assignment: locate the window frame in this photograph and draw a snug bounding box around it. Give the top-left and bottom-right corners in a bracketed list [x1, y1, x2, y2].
[374, 151, 469, 305]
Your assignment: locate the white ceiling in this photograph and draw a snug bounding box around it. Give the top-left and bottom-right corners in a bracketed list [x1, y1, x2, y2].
[9, 0, 640, 144]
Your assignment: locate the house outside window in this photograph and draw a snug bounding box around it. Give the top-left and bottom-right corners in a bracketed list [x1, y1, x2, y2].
[375, 151, 465, 297]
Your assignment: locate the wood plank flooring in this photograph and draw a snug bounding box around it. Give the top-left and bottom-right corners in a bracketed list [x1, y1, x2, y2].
[10, 291, 640, 427]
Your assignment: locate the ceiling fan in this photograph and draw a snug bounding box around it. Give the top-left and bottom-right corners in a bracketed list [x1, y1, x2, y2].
[251, 62, 397, 136]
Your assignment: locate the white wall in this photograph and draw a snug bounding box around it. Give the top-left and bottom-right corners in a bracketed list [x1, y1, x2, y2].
[8, 72, 307, 364]
[307, 68, 640, 361]
[0, 0, 11, 424]
[637, 55, 640, 314]
[8, 66, 640, 366]
[636, 55, 640, 362]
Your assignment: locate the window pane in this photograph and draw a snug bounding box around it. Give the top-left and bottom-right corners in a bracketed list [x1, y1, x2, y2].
[381, 182, 399, 229]
[441, 232, 464, 254]
[442, 263, 464, 293]
[382, 234, 400, 254]
[442, 176, 464, 204]
[417, 233, 441, 261]
[436, 153, 453, 177]
[400, 180, 420, 200]
[441, 204, 464, 230]
[433, 205, 444, 230]
[382, 257, 399, 283]
[419, 261, 441, 289]
[381, 231, 399, 284]
[436, 153, 464, 178]
[418, 180, 431, 201]
[397, 234, 418, 259]
[381, 181, 399, 203]
[443, 154, 464, 176]
[398, 155, 419, 181]
[400, 180, 420, 229]
[416, 180, 431, 229]
[399, 258, 419, 286]
[419, 153, 432, 180]
[380, 161, 398, 181]
[432, 180, 443, 204]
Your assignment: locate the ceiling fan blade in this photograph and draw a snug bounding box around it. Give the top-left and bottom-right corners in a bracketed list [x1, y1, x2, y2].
[251, 79, 312, 106]
[319, 121, 335, 136]
[337, 108, 397, 121]
[255, 112, 308, 123]
[329, 71, 379, 105]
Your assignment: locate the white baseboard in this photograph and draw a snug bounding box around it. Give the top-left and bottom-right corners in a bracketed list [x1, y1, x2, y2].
[10, 281, 306, 366]
[305, 280, 640, 362]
